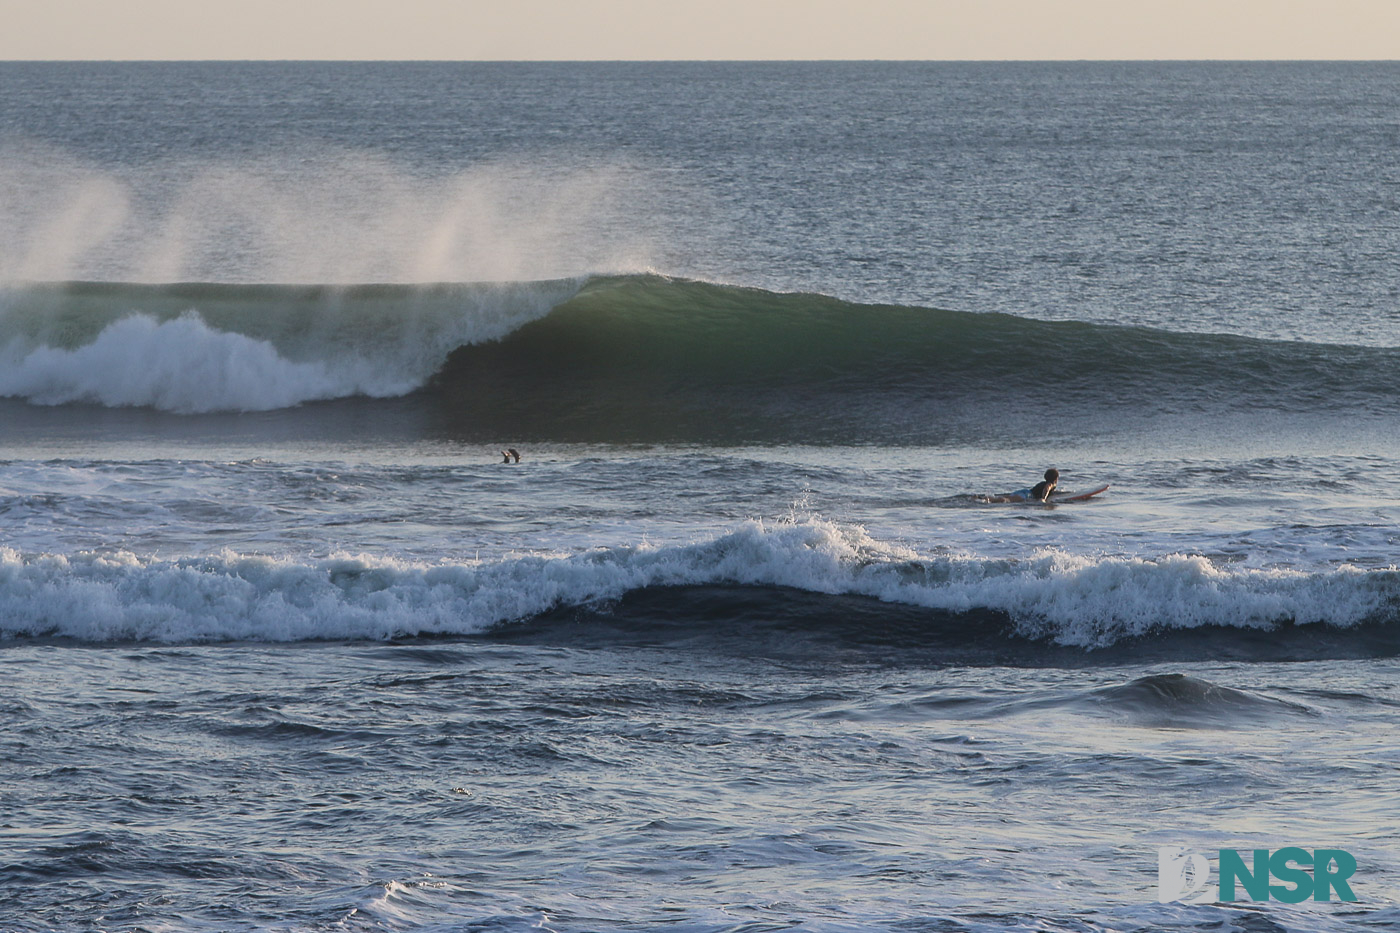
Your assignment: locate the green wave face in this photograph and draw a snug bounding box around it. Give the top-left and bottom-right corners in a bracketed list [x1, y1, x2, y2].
[427, 275, 1395, 443]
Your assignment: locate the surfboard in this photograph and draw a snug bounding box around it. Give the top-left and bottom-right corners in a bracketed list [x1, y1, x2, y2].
[1047, 484, 1110, 502]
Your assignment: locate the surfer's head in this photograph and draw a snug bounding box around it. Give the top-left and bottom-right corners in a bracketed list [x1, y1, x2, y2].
[1044, 468, 1059, 482]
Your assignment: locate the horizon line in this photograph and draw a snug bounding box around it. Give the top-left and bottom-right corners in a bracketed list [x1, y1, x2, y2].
[3, 57, 1398, 64]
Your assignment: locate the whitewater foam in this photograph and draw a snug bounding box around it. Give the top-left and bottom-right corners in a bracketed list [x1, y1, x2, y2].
[0, 279, 581, 411]
[0, 313, 356, 412]
[2, 520, 1395, 646]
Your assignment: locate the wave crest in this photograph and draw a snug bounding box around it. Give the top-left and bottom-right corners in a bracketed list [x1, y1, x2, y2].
[2, 520, 1397, 651]
[2, 275, 1397, 435]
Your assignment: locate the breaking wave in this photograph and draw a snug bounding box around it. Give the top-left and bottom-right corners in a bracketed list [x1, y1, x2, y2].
[2, 275, 1397, 438]
[3, 519, 1397, 656]
[0, 279, 579, 413]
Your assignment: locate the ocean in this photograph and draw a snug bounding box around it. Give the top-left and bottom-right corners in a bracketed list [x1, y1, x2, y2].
[1, 61, 1398, 931]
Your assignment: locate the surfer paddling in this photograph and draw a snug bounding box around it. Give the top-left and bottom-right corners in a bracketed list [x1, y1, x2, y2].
[979, 468, 1059, 503]
[1029, 468, 1058, 501]
[500, 448, 521, 463]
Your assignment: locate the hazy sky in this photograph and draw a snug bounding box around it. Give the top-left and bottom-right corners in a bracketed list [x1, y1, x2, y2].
[2, 0, 1398, 61]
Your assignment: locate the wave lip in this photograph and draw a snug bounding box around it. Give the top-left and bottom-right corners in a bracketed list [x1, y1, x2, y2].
[2, 520, 1397, 654]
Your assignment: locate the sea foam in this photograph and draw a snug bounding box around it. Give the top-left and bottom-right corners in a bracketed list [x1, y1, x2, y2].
[2, 520, 1395, 646]
[0, 313, 351, 412]
[0, 280, 579, 412]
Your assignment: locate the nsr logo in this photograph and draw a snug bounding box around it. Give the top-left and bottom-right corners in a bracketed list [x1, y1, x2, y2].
[1159, 847, 1358, 903]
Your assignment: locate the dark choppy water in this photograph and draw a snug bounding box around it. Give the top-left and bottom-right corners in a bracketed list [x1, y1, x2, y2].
[7, 643, 1400, 933]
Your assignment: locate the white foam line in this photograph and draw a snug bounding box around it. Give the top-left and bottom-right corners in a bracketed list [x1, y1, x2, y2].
[2, 520, 1396, 645]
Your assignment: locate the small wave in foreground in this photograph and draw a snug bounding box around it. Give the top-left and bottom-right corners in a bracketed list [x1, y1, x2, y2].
[3, 519, 1397, 659]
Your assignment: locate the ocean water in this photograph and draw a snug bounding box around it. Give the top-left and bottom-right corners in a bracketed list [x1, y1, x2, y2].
[2, 61, 1399, 932]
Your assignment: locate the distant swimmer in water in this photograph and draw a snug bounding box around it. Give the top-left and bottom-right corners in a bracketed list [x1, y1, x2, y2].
[979, 468, 1059, 503]
[500, 448, 521, 463]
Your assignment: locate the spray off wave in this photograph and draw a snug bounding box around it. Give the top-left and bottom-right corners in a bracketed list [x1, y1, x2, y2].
[0, 148, 663, 285]
[2, 519, 1397, 652]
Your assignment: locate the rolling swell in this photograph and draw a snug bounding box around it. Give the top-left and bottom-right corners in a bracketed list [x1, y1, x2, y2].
[429, 276, 1399, 443]
[2, 274, 1396, 440]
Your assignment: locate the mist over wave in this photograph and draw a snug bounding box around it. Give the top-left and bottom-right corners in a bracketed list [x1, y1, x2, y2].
[0, 146, 663, 285]
[3, 519, 1397, 652]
